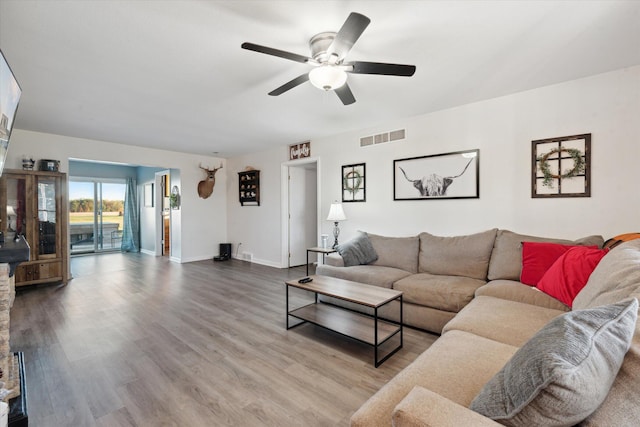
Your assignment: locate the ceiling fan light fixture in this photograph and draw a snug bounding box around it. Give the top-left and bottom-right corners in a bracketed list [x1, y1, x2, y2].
[309, 65, 347, 91]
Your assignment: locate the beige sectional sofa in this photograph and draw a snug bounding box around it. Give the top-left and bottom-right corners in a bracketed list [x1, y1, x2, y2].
[316, 232, 640, 426]
[316, 229, 601, 333]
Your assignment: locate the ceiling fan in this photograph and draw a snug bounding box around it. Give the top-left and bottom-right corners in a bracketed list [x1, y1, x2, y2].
[241, 12, 416, 105]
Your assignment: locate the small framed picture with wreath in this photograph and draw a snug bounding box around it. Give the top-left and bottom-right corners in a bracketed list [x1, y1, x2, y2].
[342, 163, 366, 202]
[532, 134, 591, 198]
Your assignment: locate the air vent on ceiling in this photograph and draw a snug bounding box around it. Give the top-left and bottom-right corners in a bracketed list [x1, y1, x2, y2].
[360, 129, 406, 147]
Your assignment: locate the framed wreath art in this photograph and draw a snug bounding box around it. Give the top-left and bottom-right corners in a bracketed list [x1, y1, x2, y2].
[342, 163, 366, 202]
[532, 134, 591, 198]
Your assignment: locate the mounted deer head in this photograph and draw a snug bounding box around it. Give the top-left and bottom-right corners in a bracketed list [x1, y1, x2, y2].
[197, 163, 223, 199]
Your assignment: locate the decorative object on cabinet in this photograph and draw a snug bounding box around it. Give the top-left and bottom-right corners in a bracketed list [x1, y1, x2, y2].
[238, 169, 260, 206]
[144, 183, 154, 207]
[38, 159, 60, 172]
[342, 163, 366, 202]
[326, 201, 347, 248]
[532, 134, 591, 198]
[170, 185, 180, 209]
[197, 163, 223, 199]
[0, 168, 69, 287]
[394, 149, 479, 200]
[21, 156, 34, 171]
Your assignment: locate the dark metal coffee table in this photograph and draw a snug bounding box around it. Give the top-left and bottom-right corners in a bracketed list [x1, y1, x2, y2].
[285, 275, 403, 367]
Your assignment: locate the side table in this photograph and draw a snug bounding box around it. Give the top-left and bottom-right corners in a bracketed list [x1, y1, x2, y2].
[306, 247, 337, 275]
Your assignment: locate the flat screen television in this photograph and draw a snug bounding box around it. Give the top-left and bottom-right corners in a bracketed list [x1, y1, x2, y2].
[0, 49, 22, 177]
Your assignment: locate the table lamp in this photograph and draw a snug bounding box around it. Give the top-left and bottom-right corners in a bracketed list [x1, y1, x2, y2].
[326, 202, 347, 249]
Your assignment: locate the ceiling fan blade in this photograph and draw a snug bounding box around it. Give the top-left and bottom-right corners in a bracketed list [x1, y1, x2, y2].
[335, 83, 356, 105]
[268, 73, 310, 96]
[347, 61, 416, 76]
[327, 12, 371, 61]
[242, 42, 312, 64]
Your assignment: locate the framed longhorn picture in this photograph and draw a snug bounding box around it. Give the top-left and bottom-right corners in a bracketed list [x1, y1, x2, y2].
[393, 149, 479, 200]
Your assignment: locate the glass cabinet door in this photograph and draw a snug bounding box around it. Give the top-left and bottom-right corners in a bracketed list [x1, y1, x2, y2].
[37, 177, 58, 256]
[3, 175, 28, 243]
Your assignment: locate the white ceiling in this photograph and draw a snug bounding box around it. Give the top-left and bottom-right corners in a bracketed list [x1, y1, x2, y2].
[1, 0, 639, 158]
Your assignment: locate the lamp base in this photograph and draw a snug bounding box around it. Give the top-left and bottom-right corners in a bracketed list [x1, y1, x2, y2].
[332, 221, 340, 249]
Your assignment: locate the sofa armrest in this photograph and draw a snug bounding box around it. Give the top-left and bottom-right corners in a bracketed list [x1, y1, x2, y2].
[392, 386, 500, 427]
[324, 253, 344, 267]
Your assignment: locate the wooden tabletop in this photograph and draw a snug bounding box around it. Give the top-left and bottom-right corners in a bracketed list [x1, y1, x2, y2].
[285, 275, 402, 308]
[307, 247, 337, 254]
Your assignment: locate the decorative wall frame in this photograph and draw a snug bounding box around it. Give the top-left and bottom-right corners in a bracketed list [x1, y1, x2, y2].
[393, 149, 479, 200]
[532, 134, 591, 198]
[342, 163, 366, 202]
[144, 183, 154, 207]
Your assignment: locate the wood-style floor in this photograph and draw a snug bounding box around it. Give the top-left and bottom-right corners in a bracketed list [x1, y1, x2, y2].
[10, 254, 437, 426]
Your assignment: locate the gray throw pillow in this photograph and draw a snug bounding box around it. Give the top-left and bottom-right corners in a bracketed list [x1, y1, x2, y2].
[337, 232, 378, 267]
[470, 298, 638, 427]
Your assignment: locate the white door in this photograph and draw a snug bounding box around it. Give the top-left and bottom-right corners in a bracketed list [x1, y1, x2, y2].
[288, 165, 317, 267]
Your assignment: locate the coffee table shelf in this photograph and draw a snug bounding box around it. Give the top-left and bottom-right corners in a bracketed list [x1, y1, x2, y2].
[289, 303, 400, 346]
[286, 275, 403, 367]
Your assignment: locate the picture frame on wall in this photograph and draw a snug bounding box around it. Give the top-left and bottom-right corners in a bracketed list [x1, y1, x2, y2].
[531, 134, 591, 198]
[144, 183, 154, 207]
[342, 163, 366, 202]
[393, 149, 479, 200]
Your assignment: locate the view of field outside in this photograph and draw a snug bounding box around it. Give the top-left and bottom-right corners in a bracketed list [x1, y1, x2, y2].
[69, 181, 126, 251]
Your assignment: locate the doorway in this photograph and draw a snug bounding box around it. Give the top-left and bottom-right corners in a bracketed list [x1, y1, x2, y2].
[69, 179, 126, 254]
[281, 158, 320, 268]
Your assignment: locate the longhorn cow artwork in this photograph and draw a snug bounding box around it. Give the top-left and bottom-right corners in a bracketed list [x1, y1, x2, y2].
[197, 163, 223, 199]
[393, 150, 479, 200]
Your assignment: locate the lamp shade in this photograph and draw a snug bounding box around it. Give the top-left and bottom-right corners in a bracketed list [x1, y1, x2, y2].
[309, 65, 348, 91]
[326, 202, 346, 221]
[6, 206, 16, 217]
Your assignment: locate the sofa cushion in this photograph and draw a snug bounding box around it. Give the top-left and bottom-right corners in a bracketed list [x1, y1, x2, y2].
[336, 232, 378, 266]
[392, 387, 502, 427]
[470, 299, 638, 427]
[443, 296, 565, 347]
[573, 239, 640, 310]
[418, 229, 497, 280]
[351, 330, 518, 427]
[536, 246, 608, 307]
[394, 273, 485, 313]
[315, 264, 411, 289]
[572, 240, 640, 426]
[487, 230, 604, 281]
[475, 280, 570, 311]
[520, 241, 596, 286]
[367, 233, 419, 273]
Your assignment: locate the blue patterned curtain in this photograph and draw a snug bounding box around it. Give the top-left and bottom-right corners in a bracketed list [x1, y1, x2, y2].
[121, 177, 139, 252]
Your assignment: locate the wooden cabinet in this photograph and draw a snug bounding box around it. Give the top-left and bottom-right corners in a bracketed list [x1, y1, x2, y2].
[0, 169, 69, 287]
[238, 170, 260, 206]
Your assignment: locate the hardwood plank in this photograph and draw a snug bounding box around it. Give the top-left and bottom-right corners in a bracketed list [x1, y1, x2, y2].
[10, 254, 437, 426]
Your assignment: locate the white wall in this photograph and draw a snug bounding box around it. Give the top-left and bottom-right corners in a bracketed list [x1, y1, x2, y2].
[5, 130, 227, 263]
[226, 66, 640, 267]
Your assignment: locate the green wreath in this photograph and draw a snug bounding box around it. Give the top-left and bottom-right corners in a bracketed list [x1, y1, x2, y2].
[538, 147, 585, 187]
[343, 170, 363, 194]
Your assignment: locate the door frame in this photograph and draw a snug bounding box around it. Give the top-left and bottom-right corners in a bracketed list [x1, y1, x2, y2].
[154, 170, 170, 256]
[280, 157, 321, 268]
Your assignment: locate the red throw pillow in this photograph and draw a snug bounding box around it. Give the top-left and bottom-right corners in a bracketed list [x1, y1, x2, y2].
[520, 242, 596, 286]
[536, 246, 609, 307]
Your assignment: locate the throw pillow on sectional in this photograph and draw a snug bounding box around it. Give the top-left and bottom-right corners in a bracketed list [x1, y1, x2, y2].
[520, 241, 597, 286]
[336, 232, 378, 267]
[469, 298, 637, 427]
[536, 246, 609, 307]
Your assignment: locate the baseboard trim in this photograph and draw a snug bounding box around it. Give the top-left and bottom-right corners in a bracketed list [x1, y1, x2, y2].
[140, 249, 156, 256]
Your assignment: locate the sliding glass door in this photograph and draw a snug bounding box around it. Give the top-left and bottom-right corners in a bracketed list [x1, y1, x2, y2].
[69, 179, 126, 254]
